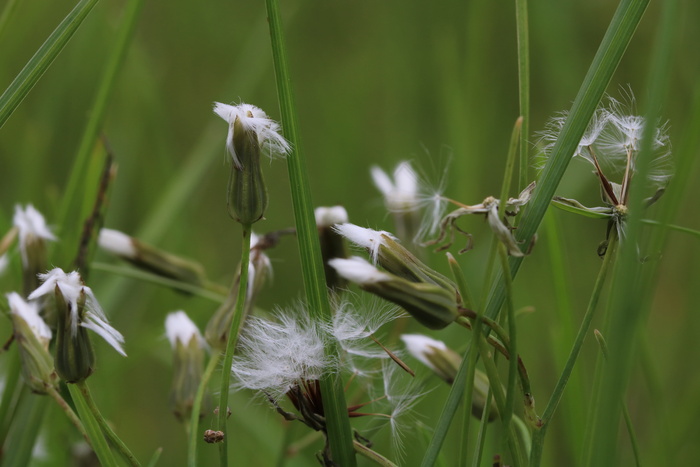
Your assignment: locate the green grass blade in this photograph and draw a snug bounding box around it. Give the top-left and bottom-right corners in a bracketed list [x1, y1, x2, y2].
[265, 0, 356, 465]
[0, 0, 100, 129]
[587, 0, 679, 465]
[421, 1, 651, 464]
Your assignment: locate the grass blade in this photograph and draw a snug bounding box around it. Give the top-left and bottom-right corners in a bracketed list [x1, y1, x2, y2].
[0, 0, 100, 129]
[265, 0, 356, 464]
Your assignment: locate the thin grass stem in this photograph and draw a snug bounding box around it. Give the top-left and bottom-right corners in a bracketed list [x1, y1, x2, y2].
[515, 0, 530, 191]
[217, 225, 251, 467]
[529, 232, 618, 466]
[188, 351, 222, 467]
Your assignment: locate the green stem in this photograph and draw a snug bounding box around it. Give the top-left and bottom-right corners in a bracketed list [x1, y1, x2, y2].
[528, 233, 618, 466]
[69, 383, 118, 467]
[265, 0, 356, 464]
[217, 225, 251, 467]
[471, 390, 492, 467]
[640, 219, 700, 239]
[188, 351, 222, 467]
[353, 440, 398, 467]
[447, 253, 478, 467]
[498, 244, 519, 438]
[45, 384, 88, 444]
[91, 262, 227, 303]
[77, 380, 140, 466]
[476, 337, 526, 467]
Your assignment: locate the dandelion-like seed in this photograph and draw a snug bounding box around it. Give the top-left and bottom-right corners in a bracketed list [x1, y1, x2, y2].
[231, 303, 422, 462]
[539, 92, 672, 253]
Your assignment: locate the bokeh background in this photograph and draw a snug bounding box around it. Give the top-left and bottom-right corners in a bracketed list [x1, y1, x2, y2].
[1, 0, 699, 465]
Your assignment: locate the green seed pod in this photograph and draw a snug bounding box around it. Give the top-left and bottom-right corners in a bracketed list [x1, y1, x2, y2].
[54, 287, 95, 383]
[227, 116, 268, 224]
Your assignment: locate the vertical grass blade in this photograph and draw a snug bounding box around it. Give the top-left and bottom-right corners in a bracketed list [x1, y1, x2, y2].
[421, 1, 651, 464]
[264, 0, 356, 465]
[587, 0, 679, 465]
[0, 0, 100, 128]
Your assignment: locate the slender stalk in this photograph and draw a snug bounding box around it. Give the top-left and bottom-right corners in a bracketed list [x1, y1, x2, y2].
[448, 253, 478, 467]
[353, 440, 398, 467]
[217, 226, 251, 467]
[476, 337, 526, 467]
[68, 383, 118, 467]
[265, 0, 356, 464]
[528, 233, 618, 466]
[471, 390, 492, 467]
[498, 244, 518, 439]
[188, 351, 223, 467]
[91, 262, 228, 303]
[76, 380, 140, 466]
[45, 384, 88, 444]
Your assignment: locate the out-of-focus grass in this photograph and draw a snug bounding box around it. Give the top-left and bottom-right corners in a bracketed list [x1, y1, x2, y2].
[1, 0, 699, 465]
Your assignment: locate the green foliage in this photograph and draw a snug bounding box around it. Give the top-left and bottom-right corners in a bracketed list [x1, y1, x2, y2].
[1, 0, 699, 466]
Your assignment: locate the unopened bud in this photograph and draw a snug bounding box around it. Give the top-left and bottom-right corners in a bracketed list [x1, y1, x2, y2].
[315, 206, 349, 290]
[333, 223, 459, 302]
[54, 286, 95, 383]
[329, 257, 459, 330]
[166, 311, 206, 422]
[7, 293, 56, 393]
[98, 229, 207, 289]
[401, 334, 497, 421]
[13, 205, 56, 296]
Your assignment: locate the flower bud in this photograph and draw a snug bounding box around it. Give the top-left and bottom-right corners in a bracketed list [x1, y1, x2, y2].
[333, 223, 459, 301]
[54, 286, 95, 383]
[13, 205, 56, 296]
[226, 115, 268, 224]
[7, 293, 57, 393]
[213, 103, 290, 225]
[401, 334, 497, 421]
[315, 206, 349, 290]
[29, 268, 126, 383]
[329, 257, 459, 330]
[166, 311, 206, 422]
[98, 229, 207, 289]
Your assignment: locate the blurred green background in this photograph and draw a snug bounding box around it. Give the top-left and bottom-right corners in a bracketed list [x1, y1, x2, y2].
[1, 0, 699, 465]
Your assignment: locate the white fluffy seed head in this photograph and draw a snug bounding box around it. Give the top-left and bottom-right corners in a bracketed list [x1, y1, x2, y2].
[231, 309, 331, 401]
